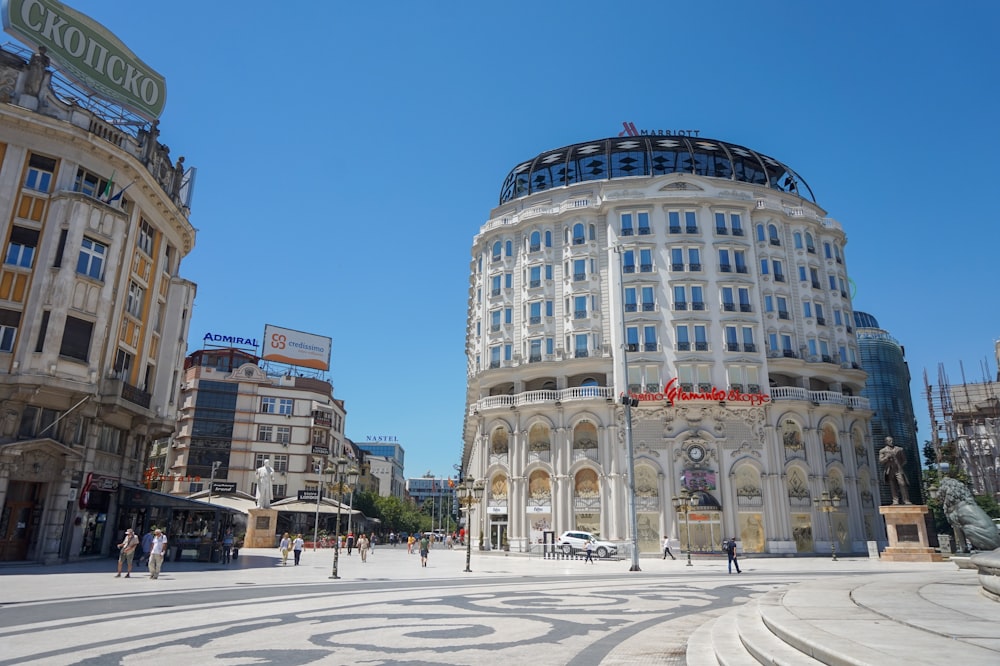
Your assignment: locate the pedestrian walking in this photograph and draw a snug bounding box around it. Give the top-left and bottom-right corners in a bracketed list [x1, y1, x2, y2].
[347, 532, 355, 555]
[358, 533, 370, 562]
[419, 534, 430, 567]
[292, 534, 304, 565]
[115, 528, 139, 578]
[221, 529, 234, 564]
[407, 534, 415, 554]
[389, 532, 397, 547]
[148, 528, 168, 579]
[724, 536, 742, 574]
[140, 527, 155, 565]
[279, 533, 291, 565]
[662, 536, 676, 560]
[584, 540, 595, 563]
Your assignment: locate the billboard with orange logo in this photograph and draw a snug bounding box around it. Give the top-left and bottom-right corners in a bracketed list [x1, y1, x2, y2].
[262, 324, 331, 371]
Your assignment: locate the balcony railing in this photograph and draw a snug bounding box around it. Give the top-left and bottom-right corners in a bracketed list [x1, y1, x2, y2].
[669, 226, 681, 234]
[642, 303, 655, 311]
[471, 385, 615, 413]
[769, 387, 869, 410]
[692, 302, 706, 310]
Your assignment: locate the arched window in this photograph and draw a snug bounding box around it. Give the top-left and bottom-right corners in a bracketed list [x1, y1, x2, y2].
[574, 468, 599, 498]
[805, 232, 815, 253]
[781, 420, 804, 456]
[529, 231, 541, 252]
[768, 224, 780, 245]
[505, 240, 513, 257]
[529, 423, 550, 451]
[490, 473, 508, 499]
[793, 232, 803, 249]
[491, 427, 509, 455]
[822, 423, 840, 457]
[756, 223, 765, 242]
[573, 421, 598, 450]
[589, 224, 596, 241]
[528, 470, 551, 499]
[572, 223, 586, 245]
[544, 230, 552, 247]
[491, 241, 502, 262]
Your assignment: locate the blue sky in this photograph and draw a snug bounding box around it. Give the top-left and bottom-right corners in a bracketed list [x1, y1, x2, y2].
[28, 1, 1000, 477]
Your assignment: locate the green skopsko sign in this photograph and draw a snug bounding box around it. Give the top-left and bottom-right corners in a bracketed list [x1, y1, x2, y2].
[2, 0, 166, 120]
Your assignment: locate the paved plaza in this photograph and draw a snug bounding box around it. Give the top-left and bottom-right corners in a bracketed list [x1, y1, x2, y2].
[0, 545, 996, 665]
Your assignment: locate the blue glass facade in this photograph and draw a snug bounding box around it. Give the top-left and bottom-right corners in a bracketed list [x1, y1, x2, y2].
[854, 312, 922, 504]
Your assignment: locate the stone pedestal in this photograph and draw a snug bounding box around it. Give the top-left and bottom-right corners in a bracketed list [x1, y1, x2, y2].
[245, 508, 278, 548]
[879, 505, 943, 562]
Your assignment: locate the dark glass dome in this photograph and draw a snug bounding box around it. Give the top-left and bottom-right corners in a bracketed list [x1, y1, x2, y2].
[499, 136, 815, 205]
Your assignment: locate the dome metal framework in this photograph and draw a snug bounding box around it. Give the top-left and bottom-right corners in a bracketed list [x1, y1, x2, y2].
[499, 136, 815, 205]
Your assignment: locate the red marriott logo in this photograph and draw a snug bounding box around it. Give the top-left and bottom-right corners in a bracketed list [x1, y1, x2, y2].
[628, 378, 770, 407]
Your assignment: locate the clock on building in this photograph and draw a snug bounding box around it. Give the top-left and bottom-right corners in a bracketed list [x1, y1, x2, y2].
[688, 444, 705, 463]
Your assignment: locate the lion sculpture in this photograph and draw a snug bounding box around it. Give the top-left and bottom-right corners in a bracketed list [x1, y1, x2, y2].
[938, 477, 1000, 551]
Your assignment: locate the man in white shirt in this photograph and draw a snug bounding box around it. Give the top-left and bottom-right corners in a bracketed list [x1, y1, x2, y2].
[148, 528, 168, 579]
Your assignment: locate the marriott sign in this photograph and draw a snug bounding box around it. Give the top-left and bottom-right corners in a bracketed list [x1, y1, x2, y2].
[2, 0, 166, 121]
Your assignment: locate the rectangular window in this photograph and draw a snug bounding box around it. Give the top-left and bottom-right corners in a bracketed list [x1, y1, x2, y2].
[671, 247, 683, 271]
[113, 348, 132, 376]
[639, 248, 653, 272]
[777, 296, 789, 319]
[25, 153, 56, 192]
[126, 282, 144, 318]
[138, 218, 155, 256]
[505, 273, 512, 289]
[34, 310, 48, 353]
[260, 397, 277, 413]
[620, 213, 634, 236]
[574, 334, 588, 358]
[573, 258, 586, 281]
[5, 226, 39, 268]
[719, 249, 732, 272]
[59, 315, 93, 361]
[258, 424, 274, 441]
[574, 295, 587, 319]
[685, 211, 698, 233]
[688, 248, 701, 270]
[529, 265, 541, 287]
[643, 325, 657, 351]
[764, 295, 774, 312]
[673, 285, 687, 310]
[626, 326, 639, 352]
[276, 426, 291, 444]
[0, 308, 20, 353]
[715, 212, 728, 234]
[637, 212, 650, 235]
[529, 339, 542, 362]
[803, 301, 812, 318]
[691, 285, 704, 310]
[625, 287, 637, 312]
[760, 258, 769, 275]
[641, 286, 655, 311]
[504, 344, 512, 361]
[278, 398, 293, 415]
[490, 346, 501, 368]
[668, 211, 682, 233]
[529, 301, 542, 324]
[73, 167, 111, 199]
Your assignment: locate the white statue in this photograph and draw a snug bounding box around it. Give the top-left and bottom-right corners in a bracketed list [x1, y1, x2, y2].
[256, 458, 274, 508]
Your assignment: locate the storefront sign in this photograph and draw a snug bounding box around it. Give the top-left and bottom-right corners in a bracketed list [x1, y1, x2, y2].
[525, 506, 550, 514]
[142, 464, 200, 489]
[210, 481, 236, 494]
[627, 378, 770, 407]
[365, 435, 397, 442]
[298, 490, 319, 501]
[487, 506, 508, 515]
[2, 0, 167, 120]
[311, 445, 329, 455]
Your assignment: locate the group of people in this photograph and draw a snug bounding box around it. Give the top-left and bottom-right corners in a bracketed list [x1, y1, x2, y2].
[661, 535, 741, 573]
[115, 526, 168, 579]
[278, 533, 305, 565]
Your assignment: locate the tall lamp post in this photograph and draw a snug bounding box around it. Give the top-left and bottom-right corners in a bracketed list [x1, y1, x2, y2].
[313, 462, 333, 552]
[615, 244, 642, 572]
[329, 457, 360, 580]
[672, 488, 700, 567]
[456, 477, 485, 573]
[814, 491, 841, 561]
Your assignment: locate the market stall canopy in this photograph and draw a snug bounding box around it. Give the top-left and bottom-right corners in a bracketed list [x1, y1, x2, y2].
[270, 496, 360, 515]
[186, 490, 258, 514]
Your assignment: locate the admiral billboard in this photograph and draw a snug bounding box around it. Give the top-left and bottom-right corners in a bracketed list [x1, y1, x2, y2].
[2, 0, 166, 120]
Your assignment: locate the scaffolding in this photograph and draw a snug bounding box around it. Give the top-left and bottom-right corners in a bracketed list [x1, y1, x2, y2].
[925, 362, 1000, 498]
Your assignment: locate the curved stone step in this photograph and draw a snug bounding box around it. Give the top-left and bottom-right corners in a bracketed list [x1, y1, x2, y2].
[734, 595, 824, 666]
[710, 607, 760, 666]
[685, 613, 722, 666]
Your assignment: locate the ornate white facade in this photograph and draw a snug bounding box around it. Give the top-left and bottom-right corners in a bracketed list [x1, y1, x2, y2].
[462, 136, 886, 554]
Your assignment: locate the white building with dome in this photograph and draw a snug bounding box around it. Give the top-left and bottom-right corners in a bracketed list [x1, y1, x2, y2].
[462, 134, 885, 555]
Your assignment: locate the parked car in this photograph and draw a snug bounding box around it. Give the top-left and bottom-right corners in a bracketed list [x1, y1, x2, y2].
[556, 530, 617, 558]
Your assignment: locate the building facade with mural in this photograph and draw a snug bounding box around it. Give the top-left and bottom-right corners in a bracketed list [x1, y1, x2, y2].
[0, 18, 194, 562]
[462, 133, 885, 554]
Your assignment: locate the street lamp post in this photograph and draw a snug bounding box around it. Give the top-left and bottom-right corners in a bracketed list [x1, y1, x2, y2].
[672, 488, 701, 567]
[814, 491, 842, 561]
[329, 458, 360, 580]
[313, 462, 331, 552]
[456, 477, 485, 573]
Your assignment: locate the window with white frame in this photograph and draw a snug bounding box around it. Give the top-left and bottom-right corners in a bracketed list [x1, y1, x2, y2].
[5, 226, 39, 268]
[24, 153, 56, 192]
[0, 308, 20, 353]
[260, 396, 277, 413]
[77, 237, 107, 280]
[126, 281, 144, 318]
[727, 365, 760, 392]
[278, 398, 293, 415]
[276, 425, 291, 444]
[620, 212, 635, 236]
[138, 218, 155, 256]
[258, 424, 274, 441]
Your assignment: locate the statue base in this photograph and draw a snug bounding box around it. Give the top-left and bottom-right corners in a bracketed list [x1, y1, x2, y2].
[245, 508, 278, 548]
[879, 505, 943, 562]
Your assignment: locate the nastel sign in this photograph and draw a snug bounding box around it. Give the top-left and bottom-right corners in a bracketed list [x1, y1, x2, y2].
[2, 0, 166, 120]
[628, 378, 770, 407]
